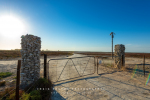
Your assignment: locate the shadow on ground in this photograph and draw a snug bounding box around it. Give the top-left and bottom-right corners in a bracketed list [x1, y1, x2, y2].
[52, 70, 150, 100]
[54, 70, 150, 92]
[51, 89, 66, 100]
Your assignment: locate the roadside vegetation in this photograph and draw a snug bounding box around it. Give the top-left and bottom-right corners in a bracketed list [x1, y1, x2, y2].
[0, 72, 13, 79]
[0, 78, 53, 100]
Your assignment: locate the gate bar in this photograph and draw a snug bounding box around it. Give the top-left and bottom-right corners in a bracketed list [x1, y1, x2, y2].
[48, 56, 96, 83]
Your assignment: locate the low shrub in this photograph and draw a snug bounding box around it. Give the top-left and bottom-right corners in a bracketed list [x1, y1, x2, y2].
[5, 90, 24, 100]
[0, 72, 13, 78]
[22, 78, 53, 100]
[6, 92, 15, 100]
[0, 78, 53, 100]
[21, 93, 30, 100]
[30, 90, 41, 100]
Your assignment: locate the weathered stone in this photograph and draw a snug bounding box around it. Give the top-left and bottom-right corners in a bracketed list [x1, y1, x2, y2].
[114, 44, 125, 69]
[20, 34, 41, 89]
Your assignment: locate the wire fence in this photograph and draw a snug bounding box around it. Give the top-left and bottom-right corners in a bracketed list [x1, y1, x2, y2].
[96, 55, 150, 80]
[96, 56, 116, 74]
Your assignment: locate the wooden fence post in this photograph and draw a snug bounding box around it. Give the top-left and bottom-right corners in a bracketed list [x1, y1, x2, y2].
[44, 54, 47, 78]
[94, 57, 96, 66]
[97, 57, 98, 74]
[122, 55, 123, 67]
[143, 55, 145, 77]
[16, 60, 21, 100]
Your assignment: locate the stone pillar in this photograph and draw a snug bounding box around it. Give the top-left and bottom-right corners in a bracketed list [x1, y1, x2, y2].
[114, 44, 125, 69]
[20, 34, 41, 89]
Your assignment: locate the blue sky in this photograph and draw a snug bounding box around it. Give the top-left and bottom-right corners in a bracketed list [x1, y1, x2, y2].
[0, 0, 150, 52]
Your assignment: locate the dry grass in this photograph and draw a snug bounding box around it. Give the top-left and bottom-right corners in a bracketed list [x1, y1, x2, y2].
[102, 63, 129, 71]
[0, 50, 73, 59]
[120, 66, 128, 71]
[77, 52, 150, 59]
[102, 63, 114, 68]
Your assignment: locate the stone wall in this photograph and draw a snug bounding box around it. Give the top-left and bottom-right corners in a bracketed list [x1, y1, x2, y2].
[114, 44, 125, 69]
[20, 34, 41, 89]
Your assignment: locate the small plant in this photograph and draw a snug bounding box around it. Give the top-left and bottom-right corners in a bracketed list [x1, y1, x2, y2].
[22, 77, 53, 100]
[6, 92, 15, 100]
[6, 90, 25, 100]
[0, 72, 13, 78]
[0, 81, 6, 86]
[21, 93, 30, 100]
[30, 90, 42, 100]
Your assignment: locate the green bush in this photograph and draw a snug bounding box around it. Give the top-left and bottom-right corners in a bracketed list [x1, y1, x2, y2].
[6, 92, 15, 100]
[21, 93, 30, 100]
[30, 90, 41, 100]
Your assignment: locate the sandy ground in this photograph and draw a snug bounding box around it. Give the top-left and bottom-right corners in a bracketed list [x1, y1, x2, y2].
[49, 54, 150, 100]
[0, 54, 150, 100]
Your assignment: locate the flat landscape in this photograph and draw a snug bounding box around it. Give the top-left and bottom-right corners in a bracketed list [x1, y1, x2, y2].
[0, 51, 150, 100]
[48, 53, 150, 100]
[76, 51, 150, 58]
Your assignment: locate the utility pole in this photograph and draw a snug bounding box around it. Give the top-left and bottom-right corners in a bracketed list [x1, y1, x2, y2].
[110, 32, 115, 59]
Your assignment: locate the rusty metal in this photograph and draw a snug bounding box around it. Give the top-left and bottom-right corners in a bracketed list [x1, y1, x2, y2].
[48, 56, 95, 83]
[16, 60, 21, 100]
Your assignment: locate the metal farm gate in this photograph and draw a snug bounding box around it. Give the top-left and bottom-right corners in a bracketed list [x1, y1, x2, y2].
[47, 56, 96, 83]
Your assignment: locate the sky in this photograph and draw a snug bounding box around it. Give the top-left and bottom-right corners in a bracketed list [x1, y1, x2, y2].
[0, 0, 150, 52]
